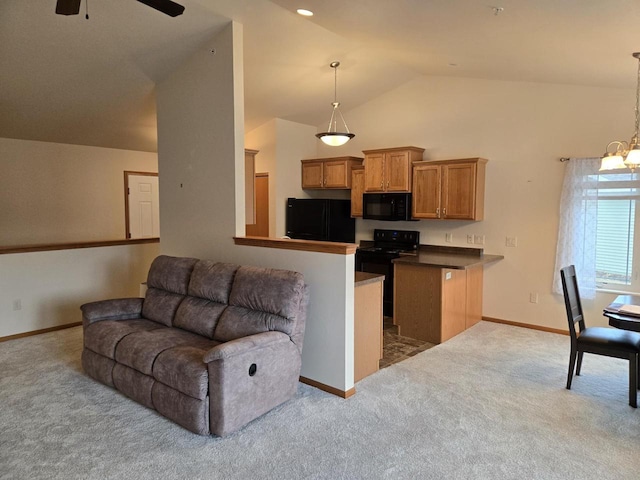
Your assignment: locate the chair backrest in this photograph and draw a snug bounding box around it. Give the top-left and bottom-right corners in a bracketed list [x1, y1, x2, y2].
[560, 265, 586, 340]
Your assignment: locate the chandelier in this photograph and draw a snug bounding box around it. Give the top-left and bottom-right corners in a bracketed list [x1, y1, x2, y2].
[600, 52, 640, 171]
[316, 61, 355, 147]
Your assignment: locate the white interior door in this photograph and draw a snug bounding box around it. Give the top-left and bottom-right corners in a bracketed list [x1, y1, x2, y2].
[127, 174, 160, 238]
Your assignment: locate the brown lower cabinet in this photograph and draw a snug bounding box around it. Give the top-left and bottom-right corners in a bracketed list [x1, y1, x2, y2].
[394, 263, 483, 344]
[354, 273, 384, 382]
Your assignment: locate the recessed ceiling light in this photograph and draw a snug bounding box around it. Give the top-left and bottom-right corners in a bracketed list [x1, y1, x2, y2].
[297, 9, 314, 17]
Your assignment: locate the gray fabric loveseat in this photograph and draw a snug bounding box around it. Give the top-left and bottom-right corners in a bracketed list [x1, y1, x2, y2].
[80, 255, 308, 436]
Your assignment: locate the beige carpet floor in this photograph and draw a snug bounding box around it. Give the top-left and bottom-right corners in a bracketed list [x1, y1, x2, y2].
[1, 321, 639, 479]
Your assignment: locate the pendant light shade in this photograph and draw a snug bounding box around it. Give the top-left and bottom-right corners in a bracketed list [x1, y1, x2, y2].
[316, 61, 355, 146]
[600, 52, 640, 172]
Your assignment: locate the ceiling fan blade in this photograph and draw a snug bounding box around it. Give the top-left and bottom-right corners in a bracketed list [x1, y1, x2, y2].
[136, 0, 185, 17]
[55, 0, 81, 15]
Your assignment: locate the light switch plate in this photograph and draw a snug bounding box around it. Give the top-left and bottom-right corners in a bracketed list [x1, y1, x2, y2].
[506, 236, 518, 247]
[467, 235, 474, 244]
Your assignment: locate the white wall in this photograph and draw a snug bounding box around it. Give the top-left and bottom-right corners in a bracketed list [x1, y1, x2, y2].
[246, 118, 317, 237]
[0, 242, 159, 337]
[316, 75, 632, 331]
[158, 22, 355, 392]
[245, 119, 277, 236]
[0, 138, 157, 245]
[156, 23, 240, 258]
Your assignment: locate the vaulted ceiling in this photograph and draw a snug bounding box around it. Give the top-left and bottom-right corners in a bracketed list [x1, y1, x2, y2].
[2, 0, 639, 152]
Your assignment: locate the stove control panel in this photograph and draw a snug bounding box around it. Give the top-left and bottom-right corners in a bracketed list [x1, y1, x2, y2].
[372, 229, 420, 251]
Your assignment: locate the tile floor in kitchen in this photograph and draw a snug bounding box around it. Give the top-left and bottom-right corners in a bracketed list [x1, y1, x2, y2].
[380, 317, 435, 369]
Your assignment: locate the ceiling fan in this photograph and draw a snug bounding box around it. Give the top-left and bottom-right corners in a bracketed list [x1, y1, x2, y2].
[55, 0, 185, 18]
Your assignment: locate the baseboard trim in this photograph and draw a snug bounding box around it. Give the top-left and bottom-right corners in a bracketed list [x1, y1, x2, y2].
[299, 376, 356, 398]
[0, 321, 82, 343]
[482, 316, 568, 336]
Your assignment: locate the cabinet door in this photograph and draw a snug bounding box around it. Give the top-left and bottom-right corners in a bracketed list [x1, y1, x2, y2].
[351, 168, 364, 217]
[442, 162, 476, 219]
[364, 153, 385, 192]
[324, 160, 350, 188]
[412, 164, 441, 219]
[301, 161, 324, 189]
[385, 151, 411, 192]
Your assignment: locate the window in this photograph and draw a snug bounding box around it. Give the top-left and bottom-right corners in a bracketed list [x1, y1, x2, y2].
[594, 171, 638, 290]
[554, 158, 640, 299]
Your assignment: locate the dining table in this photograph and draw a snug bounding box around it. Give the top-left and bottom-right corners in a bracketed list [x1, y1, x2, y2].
[603, 294, 640, 332]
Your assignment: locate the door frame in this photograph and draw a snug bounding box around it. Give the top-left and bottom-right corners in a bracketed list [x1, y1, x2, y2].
[124, 171, 159, 239]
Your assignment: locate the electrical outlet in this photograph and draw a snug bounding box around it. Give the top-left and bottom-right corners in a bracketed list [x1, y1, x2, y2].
[506, 236, 518, 247]
[474, 234, 485, 245]
[12, 299, 22, 311]
[445, 233, 453, 243]
[529, 292, 539, 304]
[467, 234, 474, 244]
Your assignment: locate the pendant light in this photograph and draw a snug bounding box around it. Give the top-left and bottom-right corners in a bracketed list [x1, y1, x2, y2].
[316, 61, 355, 146]
[600, 52, 640, 171]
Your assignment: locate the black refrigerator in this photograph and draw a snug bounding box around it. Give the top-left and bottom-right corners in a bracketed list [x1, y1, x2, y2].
[286, 198, 355, 243]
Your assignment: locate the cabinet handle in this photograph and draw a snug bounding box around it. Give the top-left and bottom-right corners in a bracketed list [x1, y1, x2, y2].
[323, 178, 327, 186]
[386, 180, 390, 189]
[443, 207, 446, 217]
[380, 181, 383, 189]
[436, 207, 440, 218]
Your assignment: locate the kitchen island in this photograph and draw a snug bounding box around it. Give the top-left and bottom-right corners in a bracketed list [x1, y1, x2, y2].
[393, 245, 502, 344]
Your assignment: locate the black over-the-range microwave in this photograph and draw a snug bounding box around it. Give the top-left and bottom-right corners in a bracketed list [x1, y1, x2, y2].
[362, 193, 412, 221]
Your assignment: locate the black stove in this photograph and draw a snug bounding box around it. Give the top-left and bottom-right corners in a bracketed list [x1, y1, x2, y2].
[355, 229, 420, 316]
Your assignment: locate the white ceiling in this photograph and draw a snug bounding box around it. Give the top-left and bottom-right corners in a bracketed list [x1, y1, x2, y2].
[2, 0, 640, 152]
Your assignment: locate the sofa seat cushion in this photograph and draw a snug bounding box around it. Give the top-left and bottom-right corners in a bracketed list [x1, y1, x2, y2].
[115, 328, 217, 376]
[84, 319, 164, 359]
[153, 345, 218, 400]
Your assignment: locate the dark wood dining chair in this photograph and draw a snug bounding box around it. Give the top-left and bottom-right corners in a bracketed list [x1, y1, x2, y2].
[560, 265, 640, 407]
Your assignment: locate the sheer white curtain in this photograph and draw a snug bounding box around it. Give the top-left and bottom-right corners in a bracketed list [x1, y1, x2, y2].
[553, 157, 601, 299]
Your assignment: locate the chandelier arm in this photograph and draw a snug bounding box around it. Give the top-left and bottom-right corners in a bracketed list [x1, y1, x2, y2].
[635, 54, 640, 143]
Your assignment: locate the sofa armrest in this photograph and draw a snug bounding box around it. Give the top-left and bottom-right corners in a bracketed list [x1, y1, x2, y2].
[80, 298, 144, 326]
[203, 331, 290, 363]
[205, 331, 301, 436]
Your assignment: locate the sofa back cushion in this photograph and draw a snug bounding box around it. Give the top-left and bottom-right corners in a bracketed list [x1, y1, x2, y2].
[173, 261, 239, 337]
[142, 255, 198, 327]
[213, 266, 305, 342]
[188, 261, 238, 303]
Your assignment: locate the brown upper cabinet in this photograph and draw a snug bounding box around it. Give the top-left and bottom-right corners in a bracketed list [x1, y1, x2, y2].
[301, 157, 363, 189]
[412, 158, 487, 221]
[362, 147, 424, 193]
[350, 166, 365, 217]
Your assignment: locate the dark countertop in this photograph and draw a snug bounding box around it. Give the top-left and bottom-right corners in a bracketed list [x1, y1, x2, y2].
[355, 271, 385, 286]
[362, 244, 505, 270]
[393, 251, 503, 269]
